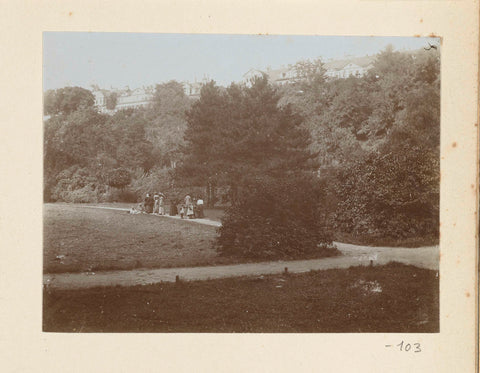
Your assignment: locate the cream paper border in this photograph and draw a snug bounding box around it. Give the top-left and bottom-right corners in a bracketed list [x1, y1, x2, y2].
[0, 1, 478, 372]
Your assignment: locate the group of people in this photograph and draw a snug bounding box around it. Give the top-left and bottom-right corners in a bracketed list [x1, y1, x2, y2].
[179, 194, 204, 219]
[144, 192, 166, 215]
[129, 192, 204, 219]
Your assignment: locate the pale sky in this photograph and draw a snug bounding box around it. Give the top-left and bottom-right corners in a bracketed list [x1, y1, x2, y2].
[43, 33, 439, 91]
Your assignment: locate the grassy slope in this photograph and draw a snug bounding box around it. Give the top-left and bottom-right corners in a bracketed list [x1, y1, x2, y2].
[43, 262, 439, 333]
[43, 204, 228, 273]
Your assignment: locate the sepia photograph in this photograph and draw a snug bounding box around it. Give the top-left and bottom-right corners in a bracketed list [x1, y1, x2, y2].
[42, 33, 441, 333]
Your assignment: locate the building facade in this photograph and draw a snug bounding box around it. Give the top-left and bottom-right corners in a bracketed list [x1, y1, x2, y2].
[92, 86, 154, 114]
[181, 81, 202, 98]
[243, 55, 376, 86]
[93, 82, 203, 114]
[243, 67, 300, 86]
[92, 55, 378, 113]
[115, 88, 154, 111]
[324, 56, 375, 79]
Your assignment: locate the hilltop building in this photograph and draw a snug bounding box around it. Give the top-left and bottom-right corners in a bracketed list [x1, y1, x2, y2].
[92, 86, 155, 114]
[182, 81, 203, 98]
[243, 55, 376, 85]
[92, 55, 379, 113]
[323, 55, 375, 79]
[266, 66, 299, 85]
[93, 81, 203, 114]
[243, 67, 299, 86]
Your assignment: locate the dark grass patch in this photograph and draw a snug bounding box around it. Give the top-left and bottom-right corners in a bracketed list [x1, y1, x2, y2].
[43, 262, 439, 333]
[334, 231, 439, 248]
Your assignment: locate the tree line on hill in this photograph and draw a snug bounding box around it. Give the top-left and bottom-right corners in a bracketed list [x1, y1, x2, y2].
[44, 46, 440, 253]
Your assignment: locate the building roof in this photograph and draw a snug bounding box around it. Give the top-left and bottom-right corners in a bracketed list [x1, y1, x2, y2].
[245, 55, 377, 83]
[266, 66, 294, 81]
[324, 55, 375, 71]
[244, 66, 297, 83]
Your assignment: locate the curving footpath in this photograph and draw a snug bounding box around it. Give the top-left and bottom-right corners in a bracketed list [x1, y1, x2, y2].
[43, 205, 439, 290]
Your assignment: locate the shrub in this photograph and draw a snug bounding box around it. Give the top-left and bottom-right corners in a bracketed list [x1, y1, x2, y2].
[68, 187, 99, 203]
[50, 166, 102, 203]
[215, 175, 338, 260]
[332, 146, 439, 242]
[56, 185, 99, 203]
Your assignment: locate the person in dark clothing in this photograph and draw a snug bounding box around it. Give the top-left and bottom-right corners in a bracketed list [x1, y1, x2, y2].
[144, 193, 154, 214]
[196, 196, 205, 218]
[169, 198, 178, 216]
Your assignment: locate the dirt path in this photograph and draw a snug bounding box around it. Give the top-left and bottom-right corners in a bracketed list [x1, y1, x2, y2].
[44, 246, 439, 290]
[44, 205, 438, 289]
[82, 205, 222, 227]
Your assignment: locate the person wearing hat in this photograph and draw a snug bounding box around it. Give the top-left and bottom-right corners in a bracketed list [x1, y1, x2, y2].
[158, 193, 165, 215]
[153, 192, 160, 215]
[185, 194, 194, 219]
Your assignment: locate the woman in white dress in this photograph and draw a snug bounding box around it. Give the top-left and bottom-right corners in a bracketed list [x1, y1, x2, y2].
[158, 195, 165, 215]
[185, 195, 194, 218]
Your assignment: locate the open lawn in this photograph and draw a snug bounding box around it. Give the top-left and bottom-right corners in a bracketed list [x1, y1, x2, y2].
[44, 204, 234, 274]
[43, 262, 439, 333]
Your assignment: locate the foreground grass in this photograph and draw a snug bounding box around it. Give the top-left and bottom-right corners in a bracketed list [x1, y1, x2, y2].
[44, 204, 226, 273]
[43, 262, 439, 333]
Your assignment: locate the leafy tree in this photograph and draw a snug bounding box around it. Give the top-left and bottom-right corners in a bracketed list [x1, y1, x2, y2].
[44, 87, 95, 116]
[107, 109, 156, 173]
[44, 108, 110, 169]
[178, 77, 316, 201]
[144, 81, 192, 167]
[278, 58, 328, 118]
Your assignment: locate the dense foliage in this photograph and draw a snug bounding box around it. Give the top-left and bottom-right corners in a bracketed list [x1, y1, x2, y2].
[332, 147, 439, 242]
[279, 47, 440, 244]
[43, 82, 189, 203]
